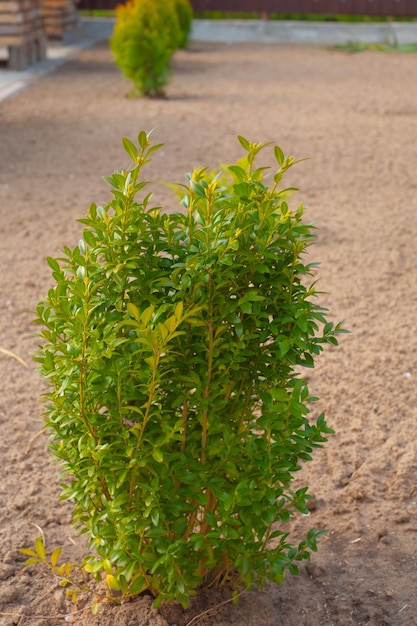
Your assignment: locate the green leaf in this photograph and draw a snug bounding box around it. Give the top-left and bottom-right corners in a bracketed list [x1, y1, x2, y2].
[138, 130, 148, 149]
[83, 229, 96, 247]
[123, 561, 137, 583]
[141, 305, 155, 326]
[240, 301, 252, 314]
[129, 575, 146, 595]
[237, 135, 250, 151]
[122, 137, 138, 160]
[152, 449, 164, 463]
[46, 256, 60, 273]
[274, 145, 285, 166]
[76, 265, 86, 280]
[127, 302, 141, 322]
[174, 301, 184, 320]
[205, 511, 217, 527]
[23, 557, 41, 566]
[145, 143, 164, 157]
[222, 492, 234, 512]
[228, 165, 247, 181]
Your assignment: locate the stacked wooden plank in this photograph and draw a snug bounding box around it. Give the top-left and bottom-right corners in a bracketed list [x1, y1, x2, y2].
[42, 0, 80, 43]
[0, 0, 47, 70]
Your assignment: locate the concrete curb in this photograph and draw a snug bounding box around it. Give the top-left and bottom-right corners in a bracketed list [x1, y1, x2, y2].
[191, 19, 417, 45]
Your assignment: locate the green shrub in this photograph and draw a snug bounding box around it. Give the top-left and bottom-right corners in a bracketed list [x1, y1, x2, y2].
[172, 0, 193, 48]
[110, 0, 180, 97]
[33, 131, 345, 609]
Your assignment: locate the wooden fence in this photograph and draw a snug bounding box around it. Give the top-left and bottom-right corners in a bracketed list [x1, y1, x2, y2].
[78, 0, 417, 18]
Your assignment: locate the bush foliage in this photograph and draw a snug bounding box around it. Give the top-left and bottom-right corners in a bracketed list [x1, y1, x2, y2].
[33, 131, 345, 609]
[173, 0, 193, 49]
[110, 0, 192, 97]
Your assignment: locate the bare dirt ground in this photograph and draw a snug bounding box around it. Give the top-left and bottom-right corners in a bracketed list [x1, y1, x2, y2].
[1, 39, 417, 626]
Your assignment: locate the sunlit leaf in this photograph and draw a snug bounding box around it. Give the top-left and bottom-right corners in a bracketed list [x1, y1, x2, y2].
[50, 547, 62, 568]
[106, 574, 121, 591]
[34, 536, 46, 560]
[91, 603, 100, 615]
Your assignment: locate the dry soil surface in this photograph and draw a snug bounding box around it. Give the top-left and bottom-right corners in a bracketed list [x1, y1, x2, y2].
[1, 40, 417, 626]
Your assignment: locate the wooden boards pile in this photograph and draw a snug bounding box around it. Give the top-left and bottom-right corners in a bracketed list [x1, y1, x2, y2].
[0, 0, 47, 70]
[42, 0, 79, 43]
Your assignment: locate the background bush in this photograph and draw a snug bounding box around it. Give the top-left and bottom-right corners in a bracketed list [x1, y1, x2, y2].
[34, 131, 345, 609]
[173, 0, 193, 48]
[110, 0, 191, 97]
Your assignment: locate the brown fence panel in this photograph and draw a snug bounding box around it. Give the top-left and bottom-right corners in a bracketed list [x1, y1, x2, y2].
[190, 0, 417, 16]
[78, 0, 417, 17]
[80, 0, 120, 9]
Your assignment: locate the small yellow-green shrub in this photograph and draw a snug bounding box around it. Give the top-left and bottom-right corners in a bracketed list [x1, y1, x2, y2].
[110, 0, 181, 97]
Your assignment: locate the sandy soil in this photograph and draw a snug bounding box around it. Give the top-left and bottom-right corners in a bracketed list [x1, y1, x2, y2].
[1, 39, 417, 626]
